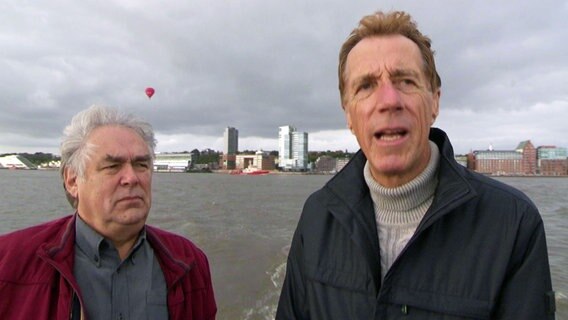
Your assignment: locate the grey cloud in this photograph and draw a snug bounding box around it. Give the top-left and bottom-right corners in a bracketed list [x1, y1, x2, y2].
[1, 0, 567, 153]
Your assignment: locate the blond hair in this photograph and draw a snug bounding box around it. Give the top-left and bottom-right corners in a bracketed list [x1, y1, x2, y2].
[338, 11, 441, 106]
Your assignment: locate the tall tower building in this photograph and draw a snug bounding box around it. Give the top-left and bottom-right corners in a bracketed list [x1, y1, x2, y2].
[278, 125, 308, 170]
[279, 125, 293, 164]
[224, 127, 238, 155]
[222, 127, 238, 170]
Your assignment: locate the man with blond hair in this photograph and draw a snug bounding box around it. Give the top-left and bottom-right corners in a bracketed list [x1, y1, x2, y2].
[277, 11, 554, 319]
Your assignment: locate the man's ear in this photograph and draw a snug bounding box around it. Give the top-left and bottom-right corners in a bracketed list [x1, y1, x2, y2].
[344, 105, 355, 135]
[64, 167, 79, 199]
[431, 89, 441, 125]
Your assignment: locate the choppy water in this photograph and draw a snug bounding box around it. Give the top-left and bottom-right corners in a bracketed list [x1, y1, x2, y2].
[0, 170, 566, 319]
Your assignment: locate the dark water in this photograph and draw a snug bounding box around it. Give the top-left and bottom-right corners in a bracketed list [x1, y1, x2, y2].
[0, 170, 566, 319]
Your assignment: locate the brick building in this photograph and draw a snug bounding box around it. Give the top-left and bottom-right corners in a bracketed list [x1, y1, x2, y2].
[470, 140, 567, 176]
[314, 155, 336, 173]
[537, 146, 568, 176]
[516, 140, 537, 175]
[472, 150, 522, 175]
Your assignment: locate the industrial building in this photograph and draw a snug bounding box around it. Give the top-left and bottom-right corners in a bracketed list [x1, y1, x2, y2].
[153, 152, 196, 172]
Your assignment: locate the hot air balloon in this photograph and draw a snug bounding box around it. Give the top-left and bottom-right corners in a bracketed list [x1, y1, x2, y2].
[145, 87, 155, 99]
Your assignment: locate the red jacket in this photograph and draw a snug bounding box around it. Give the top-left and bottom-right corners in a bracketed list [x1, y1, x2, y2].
[0, 215, 216, 320]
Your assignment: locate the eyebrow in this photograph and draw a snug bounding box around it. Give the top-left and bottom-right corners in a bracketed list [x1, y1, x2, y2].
[103, 154, 152, 163]
[351, 72, 380, 88]
[390, 68, 421, 79]
[351, 68, 420, 85]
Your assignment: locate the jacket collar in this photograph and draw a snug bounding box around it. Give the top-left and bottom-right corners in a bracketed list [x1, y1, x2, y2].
[326, 127, 476, 229]
[37, 214, 193, 293]
[420, 128, 477, 231]
[322, 127, 476, 292]
[35, 214, 83, 308]
[324, 149, 382, 293]
[146, 226, 195, 290]
[37, 214, 77, 276]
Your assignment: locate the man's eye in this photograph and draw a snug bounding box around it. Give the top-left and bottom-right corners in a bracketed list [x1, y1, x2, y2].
[102, 164, 120, 171]
[396, 78, 417, 89]
[135, 162, 150, 169]
[356, 81, 374, 93]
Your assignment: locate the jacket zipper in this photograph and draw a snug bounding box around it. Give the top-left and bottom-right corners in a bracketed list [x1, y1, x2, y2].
[37, 252, 84, 320]
[379, 186, 472, 293]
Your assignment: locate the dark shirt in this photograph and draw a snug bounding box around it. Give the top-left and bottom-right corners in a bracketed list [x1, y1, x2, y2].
[74, 216, 168, 320]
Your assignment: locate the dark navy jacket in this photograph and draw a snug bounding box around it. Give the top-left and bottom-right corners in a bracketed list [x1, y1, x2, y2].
[277, 128, 555, 319]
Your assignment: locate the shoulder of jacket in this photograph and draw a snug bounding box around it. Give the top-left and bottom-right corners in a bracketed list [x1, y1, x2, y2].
[146, 226, 209, 265]
[0, 216, 74, 281]
[0, 215, 73, 252]
[467, 171, 534, 203]
[462, 171, 542, 226]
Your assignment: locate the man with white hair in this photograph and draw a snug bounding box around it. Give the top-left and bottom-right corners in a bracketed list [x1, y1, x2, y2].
[0, 105, 217, 320]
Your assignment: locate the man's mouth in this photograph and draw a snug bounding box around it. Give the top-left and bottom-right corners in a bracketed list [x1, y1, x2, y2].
[375, 129, 408, 141]
[118, 196, 143, 202]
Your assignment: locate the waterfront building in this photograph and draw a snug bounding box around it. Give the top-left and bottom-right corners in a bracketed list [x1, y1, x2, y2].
[222, 127, 238, 169]
[278, 125, 309, 171]
[222, 154, 237, 170]
[292, 131, 308, 170]
[472, 150, 522, 175]
[0, 155, 36, 169]
[279, 126, 293, 168]
[223, 127, 238, 155]
[335, 157, 351, 172]
[537, 146, 568, 176]
[471, 139, 567, 176]
[516, 140, 537, 175]
[154, 153, 193, 172]
[314, 155, 336, 173]
[235, 150, 275, 171]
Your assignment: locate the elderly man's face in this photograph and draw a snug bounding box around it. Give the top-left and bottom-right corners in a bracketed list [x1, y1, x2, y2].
[65, 125, 153, 240]
[343, 35, 440, 187]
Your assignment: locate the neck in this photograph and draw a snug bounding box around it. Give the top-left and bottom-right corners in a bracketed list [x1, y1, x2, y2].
[371, 143, 433, 188]
[75, 214, 143, 261]
[364, 141, 440, 212]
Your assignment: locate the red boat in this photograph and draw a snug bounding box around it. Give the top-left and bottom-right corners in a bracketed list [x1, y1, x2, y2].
[230, 168, 270, 175]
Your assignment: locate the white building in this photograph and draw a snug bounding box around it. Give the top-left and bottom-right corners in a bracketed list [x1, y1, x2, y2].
[278, 125, 308, 170]
[154, 153, 193, 172]
[0, 155, 36, 169]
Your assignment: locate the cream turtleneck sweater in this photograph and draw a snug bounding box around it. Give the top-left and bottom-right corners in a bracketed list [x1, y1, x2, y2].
[363, 141, 440, 280]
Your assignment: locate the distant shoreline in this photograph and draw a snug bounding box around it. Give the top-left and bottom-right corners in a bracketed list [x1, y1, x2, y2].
[3, 167, 568, 178]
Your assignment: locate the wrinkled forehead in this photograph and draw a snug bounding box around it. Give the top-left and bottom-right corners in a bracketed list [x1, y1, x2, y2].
[87, 126, 151, 159]
[345, 35, 425, 83]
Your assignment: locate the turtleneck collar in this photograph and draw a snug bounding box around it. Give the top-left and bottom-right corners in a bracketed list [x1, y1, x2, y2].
[364, 141, 440, 214]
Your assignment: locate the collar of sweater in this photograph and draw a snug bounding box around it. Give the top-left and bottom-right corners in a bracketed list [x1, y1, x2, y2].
[363, 141, 440, 222]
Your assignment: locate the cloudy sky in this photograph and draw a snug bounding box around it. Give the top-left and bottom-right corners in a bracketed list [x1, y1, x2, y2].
[1, 0, 566, 155]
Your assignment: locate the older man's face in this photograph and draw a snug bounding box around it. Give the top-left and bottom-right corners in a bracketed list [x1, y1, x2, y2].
[65, 125, 153, 240]
[343, 35, 440, 187]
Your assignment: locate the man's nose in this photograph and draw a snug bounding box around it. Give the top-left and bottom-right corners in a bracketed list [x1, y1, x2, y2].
[120, 164, 140, 185]
[375, 82, 403, 113]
